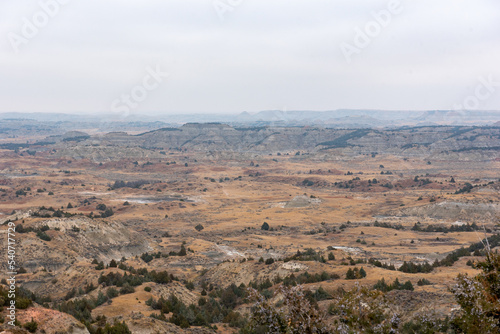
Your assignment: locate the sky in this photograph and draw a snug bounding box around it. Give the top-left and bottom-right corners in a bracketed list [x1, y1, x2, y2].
[0, 0, 499, 115]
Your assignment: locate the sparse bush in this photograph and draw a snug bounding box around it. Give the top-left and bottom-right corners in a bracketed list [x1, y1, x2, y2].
[245, 285, 329, 333]
[451, 250, 500, 333]
[328, 285, 393, 332]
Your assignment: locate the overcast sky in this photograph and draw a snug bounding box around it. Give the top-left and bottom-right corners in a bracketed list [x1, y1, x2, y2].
[1, 0, 499, 115]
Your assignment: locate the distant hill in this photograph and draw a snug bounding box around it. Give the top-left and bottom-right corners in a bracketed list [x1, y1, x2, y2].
[31, 124, 500, 162]
[2, 110, 499, 128]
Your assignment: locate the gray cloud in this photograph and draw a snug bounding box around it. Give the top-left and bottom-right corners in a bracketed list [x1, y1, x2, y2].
[1, 0, 499, 114]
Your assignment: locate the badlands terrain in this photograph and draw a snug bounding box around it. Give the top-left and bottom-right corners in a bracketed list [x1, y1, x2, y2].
[1, 123, 499, 333]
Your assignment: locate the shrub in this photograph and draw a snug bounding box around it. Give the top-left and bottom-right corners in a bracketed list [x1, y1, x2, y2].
[106, 287, 119, 299]
[23, 318, 38, 333]
[119, 284, 135, 295]
[96, 204, 107, 211]
[178, 245, 187, 256]
[101, 208, 114, 218]
[417, 278, 432, 286]
[36, 231, 51, 241]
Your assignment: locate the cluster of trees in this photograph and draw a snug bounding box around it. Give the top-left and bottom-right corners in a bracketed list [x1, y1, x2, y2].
[413, 176, 432, 185]
[411, 222, 483, 233]
[89, 321, 131, 334]
[368, 258, 396, 271]
[283, 248, 326, 263]
[64, 283, 97, 300]
[280, 271, 339, 286]
[32, 206, 78, 218]
[332, 178, 416, 191]
[147, 283, 250, 329]
[433, 247, 472, 268]
[334, 180, 357, 189]
[0, 285, 34, 310]
[30, 204, 117, 220]
[398, 261, 434, 274]
[98, 272, 143, 293]
[417, 278, 432, 286]
[111, 180, 151, 189]
[345, 267, 367, 279]
[15, 188, 28, 196]
[16, 223, 52, 241]
[140, 251, 164, 263]
[455, 182, 474, 194]
[374, 220, 405, 230]
[367, 236, 500, 277]
[97, 268, 176, 287]
[403, 245, 486, 274]
[94, 204, 114, 218]
[372, 278, 414, 292]
[302, 179, 315, 187]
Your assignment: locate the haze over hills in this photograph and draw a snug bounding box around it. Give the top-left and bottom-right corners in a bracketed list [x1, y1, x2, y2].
[1, 109, 499, 130]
